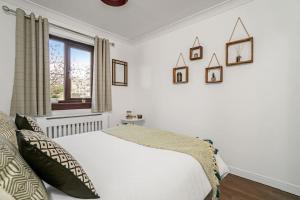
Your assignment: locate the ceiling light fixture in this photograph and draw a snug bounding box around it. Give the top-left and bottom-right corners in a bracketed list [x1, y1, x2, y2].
[101, 0, 128, 7]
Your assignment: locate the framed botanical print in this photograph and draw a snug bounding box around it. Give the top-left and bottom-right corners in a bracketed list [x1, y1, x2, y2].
[112, 59, 128, 86]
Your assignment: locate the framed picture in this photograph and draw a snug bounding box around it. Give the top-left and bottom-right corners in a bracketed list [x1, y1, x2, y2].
[205, 66, 223, 84]
[112, 59, 128, 86]
[190, 37, 203, 61]
[190, 46, 203, 60]
[173, 66, 189, 84]
[226, 37, 253, 66]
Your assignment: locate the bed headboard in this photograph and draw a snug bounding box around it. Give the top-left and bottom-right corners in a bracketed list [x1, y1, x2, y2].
[36, 113, 109, 138]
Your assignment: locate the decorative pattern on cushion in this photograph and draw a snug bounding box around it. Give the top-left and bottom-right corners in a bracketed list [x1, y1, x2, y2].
[0, 112, 18, 147]
[25, 116, 44, 132]
[15, 114, 44, 133]
[0, 137, 48, 200]
[0, 112, 16, 128]
[17, 130, 99, 199]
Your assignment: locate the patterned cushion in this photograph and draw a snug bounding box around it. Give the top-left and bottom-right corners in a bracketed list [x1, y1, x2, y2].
[0, 112, 18, 147]
[0, 136, 48, 200]
[25, 116, 44, 132]
[15, 113, 26, 130]
[17, 130, 99, 199]
[15, 114, 44, 133]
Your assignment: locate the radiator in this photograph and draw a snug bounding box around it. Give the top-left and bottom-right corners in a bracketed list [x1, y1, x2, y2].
[36, 113, 108, 138]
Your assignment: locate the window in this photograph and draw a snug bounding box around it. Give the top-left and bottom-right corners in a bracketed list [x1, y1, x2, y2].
[49, 35, 94, 110]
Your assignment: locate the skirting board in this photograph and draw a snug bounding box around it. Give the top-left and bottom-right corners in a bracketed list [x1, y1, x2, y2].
[229, 166, 300, 196]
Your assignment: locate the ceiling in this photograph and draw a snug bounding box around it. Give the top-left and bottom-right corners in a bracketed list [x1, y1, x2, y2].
[29, 0, 228, 40]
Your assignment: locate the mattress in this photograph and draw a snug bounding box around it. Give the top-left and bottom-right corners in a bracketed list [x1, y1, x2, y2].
[47, 131, 229, 200]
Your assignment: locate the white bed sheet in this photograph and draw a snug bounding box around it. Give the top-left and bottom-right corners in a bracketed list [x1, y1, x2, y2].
[47, 131, 229, 200]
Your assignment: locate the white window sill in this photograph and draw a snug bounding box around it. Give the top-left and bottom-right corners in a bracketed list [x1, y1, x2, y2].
[51, 109, 93, 117]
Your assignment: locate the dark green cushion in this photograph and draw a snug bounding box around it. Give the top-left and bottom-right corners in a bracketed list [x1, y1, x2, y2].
[15, 114, 44, 133]
[15, 113, 26, 130]
[17, 130, 99, 199]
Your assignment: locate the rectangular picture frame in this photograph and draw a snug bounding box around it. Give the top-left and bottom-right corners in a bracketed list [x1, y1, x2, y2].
[205, 66, 223, 84]
[173, 66, 189, 84]
[190, 46, 203, 61]
[226, 37, 254, 66]
[112, 59, 128, 86]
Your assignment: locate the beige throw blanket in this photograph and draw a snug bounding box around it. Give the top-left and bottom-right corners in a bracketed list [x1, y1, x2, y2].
[104, 125, 220, 200]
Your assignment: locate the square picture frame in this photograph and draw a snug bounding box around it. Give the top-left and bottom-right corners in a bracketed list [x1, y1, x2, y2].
[205, 66, 223, 84]
[226, 37, 254, 66]
[173, 66, 189, 84]
[190, 46, 203, 61]
[112, 59, 128, 86]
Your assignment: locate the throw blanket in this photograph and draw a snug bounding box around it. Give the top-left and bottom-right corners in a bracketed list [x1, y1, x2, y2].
[103, 126, 220, 200]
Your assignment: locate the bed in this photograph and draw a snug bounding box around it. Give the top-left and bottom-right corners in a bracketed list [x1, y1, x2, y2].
[46, 130, 229, 200]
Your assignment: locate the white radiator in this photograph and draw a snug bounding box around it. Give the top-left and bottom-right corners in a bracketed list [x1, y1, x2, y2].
[36, 113, 108, 138]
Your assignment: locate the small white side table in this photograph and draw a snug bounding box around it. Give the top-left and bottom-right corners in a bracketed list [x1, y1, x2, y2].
[121, 118, 145, 125]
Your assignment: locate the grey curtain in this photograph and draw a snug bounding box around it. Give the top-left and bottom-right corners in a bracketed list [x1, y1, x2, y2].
[92, 37, 112, 113]
[10, 8, 50, 117]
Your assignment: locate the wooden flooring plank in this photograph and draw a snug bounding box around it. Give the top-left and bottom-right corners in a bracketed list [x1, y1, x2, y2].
[220, 174, 300, 200]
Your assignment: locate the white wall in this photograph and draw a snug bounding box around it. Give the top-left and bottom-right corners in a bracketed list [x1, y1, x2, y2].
[133, 0, 300, 195]
[0, 0, 136, 126]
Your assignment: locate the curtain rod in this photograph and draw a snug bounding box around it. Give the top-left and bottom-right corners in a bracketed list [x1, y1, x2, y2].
[2, 5, 115, 47]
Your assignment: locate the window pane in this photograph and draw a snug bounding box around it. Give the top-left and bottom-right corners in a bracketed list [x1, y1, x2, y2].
[70, 48, 91, 99]
[49, 39, 65, 101]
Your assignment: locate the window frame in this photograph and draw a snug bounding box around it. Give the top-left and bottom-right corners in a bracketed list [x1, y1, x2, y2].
[49, 35, 94, 110]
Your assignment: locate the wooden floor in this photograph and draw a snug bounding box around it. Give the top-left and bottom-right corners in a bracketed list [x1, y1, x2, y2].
[220, 174, 300, 200]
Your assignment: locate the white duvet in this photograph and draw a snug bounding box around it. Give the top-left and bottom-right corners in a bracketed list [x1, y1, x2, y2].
[47, 131, 229, 200]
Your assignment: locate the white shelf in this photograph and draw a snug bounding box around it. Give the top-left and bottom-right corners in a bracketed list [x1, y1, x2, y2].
[121, 118, 145, 125]
[121, 118, 144, 122]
